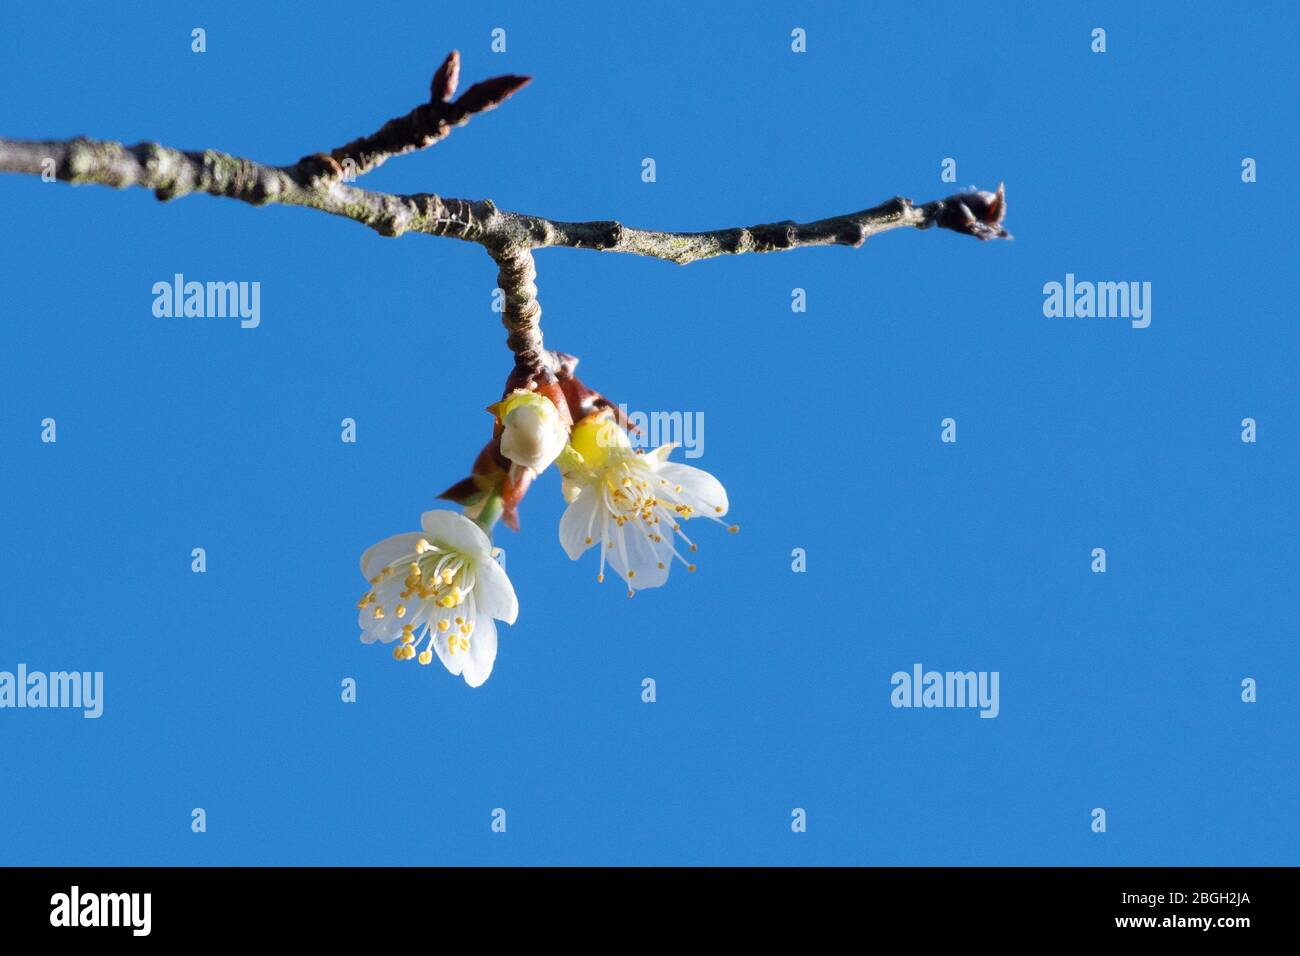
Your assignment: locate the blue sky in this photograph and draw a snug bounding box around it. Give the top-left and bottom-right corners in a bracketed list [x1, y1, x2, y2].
[0, 1, 1296, 865]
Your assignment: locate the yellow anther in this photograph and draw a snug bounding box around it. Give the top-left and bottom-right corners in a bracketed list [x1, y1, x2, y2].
[714, 506, 724, 514]
[416, 539, 432, 554]
[396, 604, 407, 618]
[657, 562, 665, 569]
[392, 645, 404, 660]
[728, 525, 739, 533]
[585, 536, 593, 545]
[687, 564, 697, 572]
[442, 570, 455, 585]
[597, 573, 605, 583]
[440, 595, 455, 608]
[373, 606, 385, 620]
[409, 563, 422, 576]
[690, 544, 698, 553]
[627, 570, 636, 579]
[437, 619, 450, 632]
[627, 589, 634, 598]
[418, 650, 433, 665]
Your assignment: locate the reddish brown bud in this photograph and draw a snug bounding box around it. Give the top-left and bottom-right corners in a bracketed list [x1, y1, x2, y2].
[437, 476, 482, 506]
[455, 75, 532, 115]
[430, 50, 461, 102]
[935, 182, 1011, 240]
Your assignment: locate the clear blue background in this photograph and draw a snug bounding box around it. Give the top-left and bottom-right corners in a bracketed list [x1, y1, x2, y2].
[1, 1, 1296, 865]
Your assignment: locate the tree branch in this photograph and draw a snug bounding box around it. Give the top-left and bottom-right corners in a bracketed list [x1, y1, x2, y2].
[298, 50, 531, 181]
[494, 248, 545, 371]
[0, 134, 1009, 259]
[0, 51, 1010, 373]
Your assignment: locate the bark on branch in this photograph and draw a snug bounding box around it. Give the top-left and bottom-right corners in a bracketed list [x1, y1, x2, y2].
[0, 135, 1010, 258]
[0, 51, 1010, 369]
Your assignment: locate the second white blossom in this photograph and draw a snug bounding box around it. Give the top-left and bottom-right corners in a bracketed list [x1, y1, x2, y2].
[558, 411, 735, 593]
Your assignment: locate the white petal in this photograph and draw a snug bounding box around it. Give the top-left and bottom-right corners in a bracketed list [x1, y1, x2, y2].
[472, 556, 518, 625]
[561, 474, 586, 503]
[500, 403, 567, 473]
[647, 443, 678, 465]
[431, 619, 465, 678]
[460, 614, 498, 688]
[359, 531, 423, 578]
[404, 597, 436, 630]
[358, 610, 404, 644]
[656, 461, 729, 517]
[607, 516, 672, 590]
[357, 574, 411, 642]
[559, 489, 601, 560]
[421, 509, 491, 558]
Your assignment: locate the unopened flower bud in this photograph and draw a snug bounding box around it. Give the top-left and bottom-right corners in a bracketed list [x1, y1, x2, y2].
[493, 389, 568, 475]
